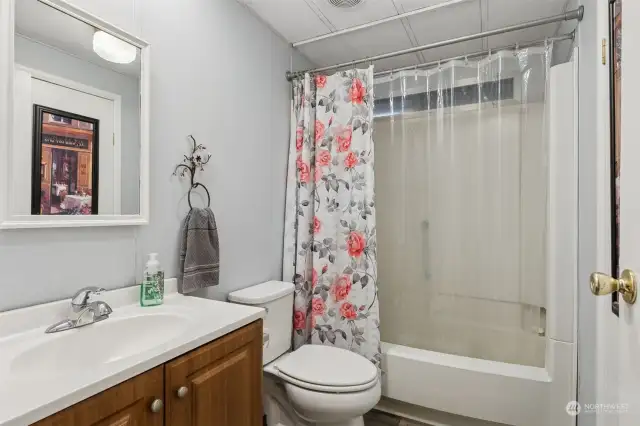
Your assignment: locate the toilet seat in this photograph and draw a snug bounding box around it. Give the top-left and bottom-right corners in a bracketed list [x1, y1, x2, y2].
[277, 369, 378, 393]
[271, 345, 379, 394]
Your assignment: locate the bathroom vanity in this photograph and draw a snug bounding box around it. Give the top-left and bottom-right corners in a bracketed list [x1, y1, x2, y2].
[0, 280, 266, 426]
[34, 320, 263, 425]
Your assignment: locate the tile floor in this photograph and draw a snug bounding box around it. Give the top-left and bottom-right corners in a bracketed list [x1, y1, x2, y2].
[364, 410, 427, 426]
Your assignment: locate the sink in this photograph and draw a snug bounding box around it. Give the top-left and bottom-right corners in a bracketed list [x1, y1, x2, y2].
[10, 313, 191, 378]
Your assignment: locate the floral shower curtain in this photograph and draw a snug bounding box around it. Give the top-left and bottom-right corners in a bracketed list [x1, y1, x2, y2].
[283, 67, 381, 367]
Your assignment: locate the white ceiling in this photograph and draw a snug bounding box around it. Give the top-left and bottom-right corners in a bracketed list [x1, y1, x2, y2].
[237, 0, 577, 72]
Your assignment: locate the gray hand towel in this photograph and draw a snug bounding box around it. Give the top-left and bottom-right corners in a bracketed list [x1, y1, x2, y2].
[179, 207, 220, 294]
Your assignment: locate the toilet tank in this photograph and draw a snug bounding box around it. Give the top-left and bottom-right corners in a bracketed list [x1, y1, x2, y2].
[228, 281, 294, 364]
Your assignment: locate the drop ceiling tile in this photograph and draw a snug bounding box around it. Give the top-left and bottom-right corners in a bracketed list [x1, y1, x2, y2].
[244, 0, 332, 42]
[346, 19, 416, 58]
[307, 0, 398, 30]
[485, 0, 565, 30]
[484, 0, 568, 48]
[296, 20, 413, 68]
[407, 0, 481, 46]
[295, 38, 353, 68]
[404, 0, 483, 64]
[393, 0, 476, 13]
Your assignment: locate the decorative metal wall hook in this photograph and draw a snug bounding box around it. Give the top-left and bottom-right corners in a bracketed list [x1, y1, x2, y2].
[173, 135, 211, 209]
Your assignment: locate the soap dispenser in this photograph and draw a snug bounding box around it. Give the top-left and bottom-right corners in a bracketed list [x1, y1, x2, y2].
[140, 253, 164, 306]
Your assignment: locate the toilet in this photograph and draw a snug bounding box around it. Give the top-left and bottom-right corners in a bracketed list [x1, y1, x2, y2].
[229, 281, 381, 426]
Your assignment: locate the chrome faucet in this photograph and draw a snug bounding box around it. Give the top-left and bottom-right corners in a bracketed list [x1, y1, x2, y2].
[45, 287, 113, 334]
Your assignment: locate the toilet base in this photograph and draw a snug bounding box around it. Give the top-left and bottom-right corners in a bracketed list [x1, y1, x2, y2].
[264, 376, 368, 426]
[266, 411, 364, 426]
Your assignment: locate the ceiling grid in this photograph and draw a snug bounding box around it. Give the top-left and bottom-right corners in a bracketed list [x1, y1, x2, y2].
[236, 0, 576, 72]
[303, 0, 338, 31]
[392, 0, 426, 63]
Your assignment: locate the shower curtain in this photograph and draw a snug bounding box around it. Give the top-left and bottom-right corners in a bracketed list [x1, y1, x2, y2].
[283, 67, 381, 367]
[374, 44, 553, 367]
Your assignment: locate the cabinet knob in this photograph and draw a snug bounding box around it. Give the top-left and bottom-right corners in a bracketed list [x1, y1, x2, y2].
[150, 398, 163, 413]
[177, 386, 189, 398]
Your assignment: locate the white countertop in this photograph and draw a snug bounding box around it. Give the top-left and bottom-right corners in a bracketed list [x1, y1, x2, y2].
[0, 280, 265, 426]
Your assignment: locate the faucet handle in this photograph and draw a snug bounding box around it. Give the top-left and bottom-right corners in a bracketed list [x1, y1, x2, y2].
[71, 286, 106, 307]
[95, 301, 113, 317]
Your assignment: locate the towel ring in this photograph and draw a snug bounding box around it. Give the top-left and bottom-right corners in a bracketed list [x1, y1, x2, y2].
[188, 182, 211, 209]
[174, 135, 212, 211]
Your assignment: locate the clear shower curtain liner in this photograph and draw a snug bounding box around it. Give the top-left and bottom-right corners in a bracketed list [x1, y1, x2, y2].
[373, 43, 553, 367]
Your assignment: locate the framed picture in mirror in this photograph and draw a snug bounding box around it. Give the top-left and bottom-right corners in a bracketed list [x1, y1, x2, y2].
[31, 105, 99, 216]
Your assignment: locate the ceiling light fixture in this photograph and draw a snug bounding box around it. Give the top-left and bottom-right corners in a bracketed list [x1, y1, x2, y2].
[93, 31, 136, 64]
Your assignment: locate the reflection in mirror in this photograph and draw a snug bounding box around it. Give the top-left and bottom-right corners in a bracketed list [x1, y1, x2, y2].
[12, 0, 141, 216]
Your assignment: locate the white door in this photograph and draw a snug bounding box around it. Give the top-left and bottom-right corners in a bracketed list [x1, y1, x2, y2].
[12, 66, 119, 214]
[591, 1, 640, 424]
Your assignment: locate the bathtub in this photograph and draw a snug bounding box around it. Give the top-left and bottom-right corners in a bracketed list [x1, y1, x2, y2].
[380, 340, 574, 426]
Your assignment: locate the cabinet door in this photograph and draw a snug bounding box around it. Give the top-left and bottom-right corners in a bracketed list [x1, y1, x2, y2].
[34, 366, 164, 426]
[165, 320, 263, 426]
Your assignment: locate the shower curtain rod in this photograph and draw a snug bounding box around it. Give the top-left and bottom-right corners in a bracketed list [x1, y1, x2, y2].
[285, 5, 583, 81]
[373, 32, 574, 78]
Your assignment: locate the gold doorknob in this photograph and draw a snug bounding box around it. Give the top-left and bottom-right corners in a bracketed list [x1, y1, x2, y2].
[590, 269, 638, 304]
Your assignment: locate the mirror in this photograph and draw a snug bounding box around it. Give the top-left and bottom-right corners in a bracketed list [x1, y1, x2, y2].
[1, 0, 149, 227]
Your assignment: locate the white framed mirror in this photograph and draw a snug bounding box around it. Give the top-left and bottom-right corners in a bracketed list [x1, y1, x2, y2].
[0, 0, 150, 228]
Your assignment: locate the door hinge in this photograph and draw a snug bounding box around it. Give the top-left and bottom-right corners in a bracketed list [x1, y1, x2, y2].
[602, 39, 607, 65]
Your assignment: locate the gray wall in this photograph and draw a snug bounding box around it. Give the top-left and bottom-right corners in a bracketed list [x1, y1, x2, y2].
[0, 0, 313, 311]
[14, 35, 141, 215]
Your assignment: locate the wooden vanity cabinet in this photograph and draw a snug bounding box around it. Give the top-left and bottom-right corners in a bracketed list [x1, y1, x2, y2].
[33, 320, 263, 426]
[164, 320, 263, 426]
[33, 366, 164, 426]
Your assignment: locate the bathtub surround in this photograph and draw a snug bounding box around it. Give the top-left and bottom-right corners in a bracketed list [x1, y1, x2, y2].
[0, 0, 314, 311]
[283, 68, 381, 365]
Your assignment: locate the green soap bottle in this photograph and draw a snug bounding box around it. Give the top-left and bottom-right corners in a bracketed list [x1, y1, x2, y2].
[141, 253, 164, 306]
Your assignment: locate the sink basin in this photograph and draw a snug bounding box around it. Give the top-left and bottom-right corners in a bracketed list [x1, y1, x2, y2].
[10, 313, 191, 378]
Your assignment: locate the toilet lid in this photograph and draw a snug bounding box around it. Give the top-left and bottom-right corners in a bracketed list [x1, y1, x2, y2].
[275, 345, 378, 387]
